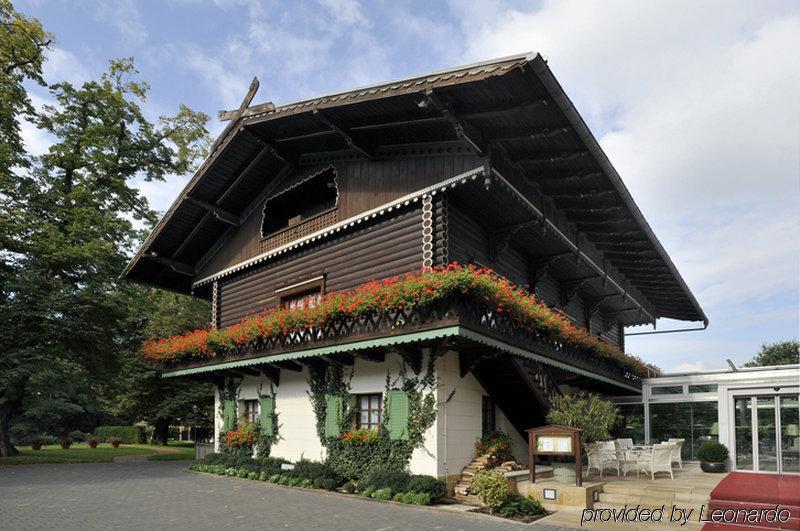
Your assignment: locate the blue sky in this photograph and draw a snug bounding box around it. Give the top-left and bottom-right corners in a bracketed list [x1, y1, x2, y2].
[17, 0, 800, 372]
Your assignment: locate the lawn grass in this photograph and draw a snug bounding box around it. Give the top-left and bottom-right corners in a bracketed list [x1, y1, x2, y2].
[0, 442, 198, 465]
[147, 445, 196, 461]
[0, 444, 155, 465]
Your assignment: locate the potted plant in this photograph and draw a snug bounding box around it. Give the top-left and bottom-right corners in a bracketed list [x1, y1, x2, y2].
[697, 441, 728, 473]
[58, 436, 72, 449]
[30, 436, 44, 451]
[108, 437, 121, 448]
[86, 436, 98, 449]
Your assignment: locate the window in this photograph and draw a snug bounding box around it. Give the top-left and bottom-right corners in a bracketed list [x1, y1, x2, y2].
[650, 401, 718, 459]
[612, 403, 645, 444]
[277, 277, 324, 311]
[688, 384, 718, 393]
[651, 385, 683, 395]
[243, 400, 259, 423]
[262, 167, 338, 236]
[482, 396, 496, 436]
[356, 394, 382, 430]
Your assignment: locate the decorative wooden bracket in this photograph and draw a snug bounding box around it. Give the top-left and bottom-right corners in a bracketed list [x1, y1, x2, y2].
[393, 346, 423, 375]
[355, 350, 386, 363]
[183, 196, 240, 226]
[458, 351, 501, 378]
[422, 89, 486, 156]
[560, 278, 589, 308]
[262, 365, 281, 387]
[146, 253, 194, 276]
[273, 360, 303, 372]
[313, 108, 374, 160]
[528, 251, 572, 292]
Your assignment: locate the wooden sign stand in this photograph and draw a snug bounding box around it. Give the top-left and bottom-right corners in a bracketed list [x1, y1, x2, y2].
[527, 424, 583, 487]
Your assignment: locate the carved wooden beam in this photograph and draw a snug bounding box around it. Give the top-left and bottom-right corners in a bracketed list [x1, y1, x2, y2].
[355, 350, 385, 363]
[273, 360, 303, 372]
[393, 346, 422, 375]
[312, 109, 374, 160]
[183, 196, 240, 226]
[421, 89, 486, 156]
[321, 353, 355, 366]
[262, 365, 280, 386]
[146, 253, 194, 276]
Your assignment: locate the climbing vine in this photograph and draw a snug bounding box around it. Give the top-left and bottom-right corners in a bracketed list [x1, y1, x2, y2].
[256, 380, 280, 458]
[308, 353, 452, 479]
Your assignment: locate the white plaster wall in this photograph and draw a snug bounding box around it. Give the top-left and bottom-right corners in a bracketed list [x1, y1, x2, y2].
[436, 351, 529, 478]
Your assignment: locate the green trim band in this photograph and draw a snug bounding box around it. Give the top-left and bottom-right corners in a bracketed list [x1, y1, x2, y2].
[162, 325, 640, 392]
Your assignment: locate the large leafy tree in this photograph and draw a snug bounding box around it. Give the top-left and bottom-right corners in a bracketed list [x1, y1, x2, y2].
[110, 290, 213, 445]
[744, 341, 799, 368]
[0, 53, 209, 456]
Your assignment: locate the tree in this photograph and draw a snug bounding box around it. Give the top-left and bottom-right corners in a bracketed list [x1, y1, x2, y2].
[110, 289, 213, 445]
[0, 0, 51, 173]
[0, 56, 209, 456]
[743, 341, 799, 368]
[546, 392, 622, 446]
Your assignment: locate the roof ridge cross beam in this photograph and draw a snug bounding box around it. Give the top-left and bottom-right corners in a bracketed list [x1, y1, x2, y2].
[421, 89, 486, 156]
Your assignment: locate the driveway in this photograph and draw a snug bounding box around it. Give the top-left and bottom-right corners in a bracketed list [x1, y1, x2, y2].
[0, 461, 573, 530]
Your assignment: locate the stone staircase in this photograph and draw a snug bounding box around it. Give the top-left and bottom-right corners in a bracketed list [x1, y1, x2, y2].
[593, 481, 712, 519]
[453, 456, 521, 503]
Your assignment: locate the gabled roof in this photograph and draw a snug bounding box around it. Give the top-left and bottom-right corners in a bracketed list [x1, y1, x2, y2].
[122, 53, 707, 325]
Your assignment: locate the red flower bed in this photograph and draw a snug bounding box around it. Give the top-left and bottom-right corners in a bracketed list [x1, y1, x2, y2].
[224, 421, 257, 448]
[142, 263, 658, 377]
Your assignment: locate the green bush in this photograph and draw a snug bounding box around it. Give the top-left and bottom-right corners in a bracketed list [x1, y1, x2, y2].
[290, 459, 342, 484]
[362, 486, 376, 498]
[406, 475, 446, 501]
[398, 492, 431, 505]
[393, 492, 405, 501]
[300, 479, 315, 489]
[371, 487, 393, 500]
[94, 425, 144, 444]
[498, 495, 546, 518]
[257, 456, 289, 476]
[546, 393, 622, 446]
[342, 481, 357, 493]
[237, 468, 249, 478]
[697, 441, 729, 462]
[471, 470, 510, 514]
[247, 471, 259, 480]
[358, 468, 411, 493]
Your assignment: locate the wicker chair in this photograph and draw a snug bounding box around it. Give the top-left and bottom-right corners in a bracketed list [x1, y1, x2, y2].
[614, 439, 641, 476]
[616, 437, 634, 449]
[586, 441, 621, 477]
[640, 444, 675, 480]
[667, 438, 685, 468]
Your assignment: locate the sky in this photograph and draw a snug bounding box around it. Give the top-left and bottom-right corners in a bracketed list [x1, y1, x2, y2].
[16, 0, 800, 372]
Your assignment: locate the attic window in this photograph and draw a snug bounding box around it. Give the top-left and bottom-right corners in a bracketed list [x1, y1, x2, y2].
[262, 167, 338, 236]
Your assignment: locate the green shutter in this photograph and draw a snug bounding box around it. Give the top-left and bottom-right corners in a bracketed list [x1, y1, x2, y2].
[324, 394, 342, 438]
[222, 399, 236, 432]
[259, 396, 274, 436]
[387, 389, 409, 440]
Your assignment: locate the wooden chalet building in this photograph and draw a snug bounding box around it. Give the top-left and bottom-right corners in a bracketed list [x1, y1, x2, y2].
[122, 53, 706, 483]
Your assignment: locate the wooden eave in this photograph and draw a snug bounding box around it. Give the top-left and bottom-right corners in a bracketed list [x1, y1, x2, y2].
[121, 52, 706, 325]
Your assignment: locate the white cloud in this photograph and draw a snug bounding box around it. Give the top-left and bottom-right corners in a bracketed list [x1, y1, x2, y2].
[42, 47, 91, 86]
[94, 0, 148, 46]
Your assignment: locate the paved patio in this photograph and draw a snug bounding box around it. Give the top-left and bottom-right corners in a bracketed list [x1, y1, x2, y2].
[0, 461, 577, 530]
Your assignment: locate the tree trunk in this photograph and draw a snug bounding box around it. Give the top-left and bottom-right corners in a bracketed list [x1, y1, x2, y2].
[0, 378, 27, 457]
[152, 417, 170, 446]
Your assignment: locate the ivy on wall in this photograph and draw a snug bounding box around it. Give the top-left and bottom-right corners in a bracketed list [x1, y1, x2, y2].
[256, 381, 280, 458]
[308, 353, 451, 479]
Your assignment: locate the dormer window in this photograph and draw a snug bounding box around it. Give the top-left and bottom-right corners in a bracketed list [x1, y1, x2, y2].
[262, 166, 338, 236]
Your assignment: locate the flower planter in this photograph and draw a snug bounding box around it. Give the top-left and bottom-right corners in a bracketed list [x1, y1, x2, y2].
[59, 442, 71, 450]
[30, 442, 42, 451]
[88, 441, 98, 449]
[110, 441, 120, 448]
[700, 461, 726, 473]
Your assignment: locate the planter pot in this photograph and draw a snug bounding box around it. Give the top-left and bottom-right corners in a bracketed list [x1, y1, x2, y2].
[110, 442, 120, 448]
[700, 461, 726, 473]
[88, 441, 98, 449]
[30, 443, 42, 451]
[59, 442, 71, 449]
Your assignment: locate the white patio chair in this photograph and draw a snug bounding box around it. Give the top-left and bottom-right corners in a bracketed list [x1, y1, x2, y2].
[586, 441, 621, 477]
[667, 438, 684, 468]
[615, 437, 634, 449]
[640, 444, 675, 480]
[614, 439, 640, 476]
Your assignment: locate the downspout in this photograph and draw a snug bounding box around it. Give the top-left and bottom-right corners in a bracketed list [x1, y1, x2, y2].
[626, 319, 709, 336]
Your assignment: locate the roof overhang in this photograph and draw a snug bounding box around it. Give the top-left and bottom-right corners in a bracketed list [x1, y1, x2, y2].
[122, 52, 706, 324]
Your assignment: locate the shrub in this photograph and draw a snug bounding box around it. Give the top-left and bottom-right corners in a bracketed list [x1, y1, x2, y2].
[358, 468, 411, 493]
[343, 481, 357, 493]
[498, 495, 546, 518]
[475, 431, 514, 466]
[697, 441, 729, 462]
[471, 470, 510, 514]
[399, 492, 430, 505]
[94, 425, 144, 444]
[237, 469, 249, 478]
[257, 456, 289, 476]
[68, 430, 89, 443]
[291, 459, 341, 483]
[371, 487, 393, 501]
[269, 474, 281, 483]
[546, 393, 622, 446]
[393, 492, 405, 501]
[406, 475, 446, 501]
[362, 486, 376, 498]
[300, 479, 315, 489]
[247, 471, 259, 480]
[58, 436, 72, 449]
[313, 477, 339, 491]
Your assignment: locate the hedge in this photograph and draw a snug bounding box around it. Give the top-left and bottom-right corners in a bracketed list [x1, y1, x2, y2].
[94, 425, 145, 444]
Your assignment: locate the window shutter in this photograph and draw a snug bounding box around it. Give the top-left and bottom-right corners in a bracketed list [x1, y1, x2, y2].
[387, 389, 409, 440]
[259, 396, 274, 436]
[222, 400, 236, 432]
[324, 394, 342, 438]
